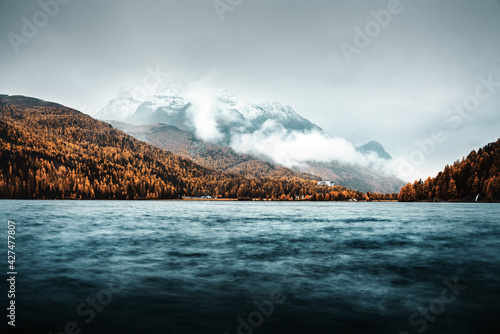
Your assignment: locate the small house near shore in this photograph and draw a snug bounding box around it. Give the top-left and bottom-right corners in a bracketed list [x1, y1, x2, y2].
[317, 180, 335, 187]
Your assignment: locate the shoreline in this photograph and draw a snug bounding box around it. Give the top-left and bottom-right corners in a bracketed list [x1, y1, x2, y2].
[3, 199, 497, 203]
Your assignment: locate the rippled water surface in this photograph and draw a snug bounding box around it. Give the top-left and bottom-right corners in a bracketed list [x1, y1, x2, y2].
[1, 201, 500, 333]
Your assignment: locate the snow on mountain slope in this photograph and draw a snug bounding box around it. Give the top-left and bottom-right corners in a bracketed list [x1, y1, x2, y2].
[140, 95, 188, 114]
[98, 85, 322, 134]
[215, 90, 321, 131]
[95, 87, 142, 121]
[96, 83, 404, 192]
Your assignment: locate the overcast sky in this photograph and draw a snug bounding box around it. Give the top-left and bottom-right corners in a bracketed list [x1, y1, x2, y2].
[1, 0, 500, 180]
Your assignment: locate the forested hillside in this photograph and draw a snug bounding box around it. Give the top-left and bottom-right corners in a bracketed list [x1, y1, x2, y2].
[398, 139, 500, 202]
[110, 122, 320, 180]
[0, 95, 393, 200]
[111, 122, 404, 194]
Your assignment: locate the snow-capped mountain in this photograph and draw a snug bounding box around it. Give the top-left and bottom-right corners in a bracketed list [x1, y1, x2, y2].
[96, 85, 322, 134]
[216, 90, 321, 132]
[94, 87, 143, 121]
[246, 102, 320, 131]
[128, 95, 190, 128]
[96, 83, 405, 193]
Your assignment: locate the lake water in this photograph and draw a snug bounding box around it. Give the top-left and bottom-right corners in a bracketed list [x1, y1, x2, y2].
[1, 201, 499, 334]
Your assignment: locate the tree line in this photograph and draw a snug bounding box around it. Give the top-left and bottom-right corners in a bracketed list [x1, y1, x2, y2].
[0, 97, 395, 201]
[398, 139, 500, 202]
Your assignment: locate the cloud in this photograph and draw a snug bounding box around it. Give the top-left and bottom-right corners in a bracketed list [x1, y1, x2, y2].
[231, 120, 364, 167]
[179, 85, 396, 177]
[184, 82, 224, 142]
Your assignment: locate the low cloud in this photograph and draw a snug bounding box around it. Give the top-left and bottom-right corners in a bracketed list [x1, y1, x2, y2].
[184, 83, 224, 142]
[180, 84, 397, 177]
[231, 120, 364, 167]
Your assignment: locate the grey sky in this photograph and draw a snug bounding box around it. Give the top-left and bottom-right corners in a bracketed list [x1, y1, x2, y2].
[1, 0, 500, 180]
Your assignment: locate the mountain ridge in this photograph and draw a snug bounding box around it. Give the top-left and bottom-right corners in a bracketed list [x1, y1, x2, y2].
[111, 121, 404, 193]
[358, 141, 393, 160]
[1, 94, 388, 200]
[97, 87, 323, 134]
[108, 121, 319, 181]
[96, 86, 404, 193]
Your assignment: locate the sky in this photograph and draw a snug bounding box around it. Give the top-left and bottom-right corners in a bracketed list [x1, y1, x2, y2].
[1, 0, 500, 181]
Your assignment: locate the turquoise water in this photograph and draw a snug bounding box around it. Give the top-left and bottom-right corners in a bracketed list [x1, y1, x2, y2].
[1, 201, 499, 333]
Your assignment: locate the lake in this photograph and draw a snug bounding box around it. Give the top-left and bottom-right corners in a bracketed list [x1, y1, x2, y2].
[1, 201, 499, 334]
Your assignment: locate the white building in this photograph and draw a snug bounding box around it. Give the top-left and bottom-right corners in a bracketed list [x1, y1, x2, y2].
[317, 180, 334, 187]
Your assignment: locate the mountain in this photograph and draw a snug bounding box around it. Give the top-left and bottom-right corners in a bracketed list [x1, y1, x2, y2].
[129, 97, 192, 131]
[0, 94, 373, 200]
[216, 90, 321, 132]
[94, 87, 143, 121]
[97, 87, 322, 134]
[109, 121, 319, 180]
[358, 141, 392, 160]
[97, 86, 404, 193]
[300, 141, 403, 193]
[297, 161, 404, 194]
[111, 121, 404, 193]
[398, 139, 500, 202]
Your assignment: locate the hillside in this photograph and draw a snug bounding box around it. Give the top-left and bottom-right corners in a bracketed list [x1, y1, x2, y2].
[298, 161, 405, 194]
[109, 121, 320, 180]
[398, 139, 500, 202]
[0, 94, 384, 200]
[110, 121, 404, 193]
[97, 86, 406, 193]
